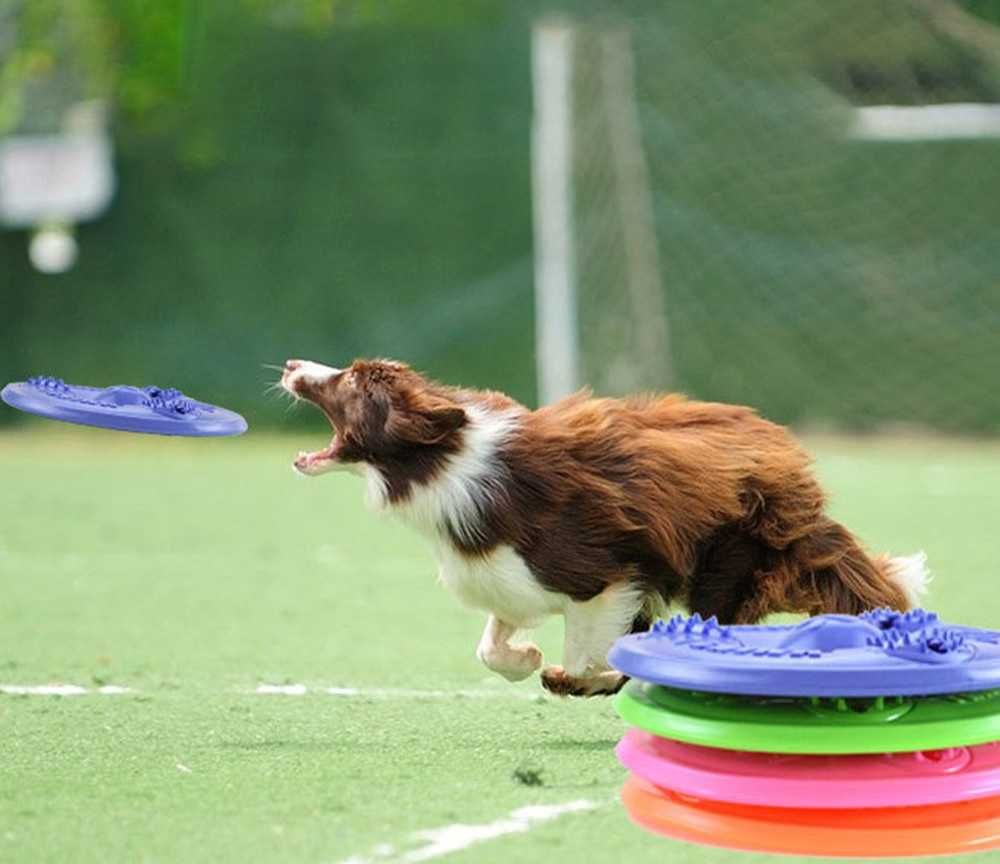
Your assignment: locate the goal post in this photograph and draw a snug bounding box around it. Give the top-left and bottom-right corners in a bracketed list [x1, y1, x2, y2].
[532, 18, 578, 406]
[532, 17, 673, 405]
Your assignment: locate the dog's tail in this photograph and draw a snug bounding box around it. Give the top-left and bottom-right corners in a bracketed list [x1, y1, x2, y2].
[795, 518, 930, 614]
[879, 551, 932, 609]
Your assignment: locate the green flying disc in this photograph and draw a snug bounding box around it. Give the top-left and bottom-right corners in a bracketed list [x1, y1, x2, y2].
[615, 680, 1000, 754]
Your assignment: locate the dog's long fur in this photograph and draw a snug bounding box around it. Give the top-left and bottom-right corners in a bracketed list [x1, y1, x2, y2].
[282, 358, 928, 696]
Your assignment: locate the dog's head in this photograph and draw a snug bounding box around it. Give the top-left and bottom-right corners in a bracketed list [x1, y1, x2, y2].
[280, 358, 467, 476]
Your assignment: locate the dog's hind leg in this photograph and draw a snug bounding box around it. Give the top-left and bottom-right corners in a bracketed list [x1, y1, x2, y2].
[476, 615, 543, 682]
[687, 525, 769, 624]
[541, 582, 645, 697]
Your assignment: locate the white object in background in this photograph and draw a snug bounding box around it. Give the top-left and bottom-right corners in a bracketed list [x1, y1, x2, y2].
[28, 225, 78, 274]
[850, 103, 1000, 141]
[532, 19, 578, 405]
[0, 101, 114, 273]
[0, 132, 114, 226]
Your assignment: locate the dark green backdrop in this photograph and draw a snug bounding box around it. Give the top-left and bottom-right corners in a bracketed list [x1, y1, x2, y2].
[3, 1, 999, 432]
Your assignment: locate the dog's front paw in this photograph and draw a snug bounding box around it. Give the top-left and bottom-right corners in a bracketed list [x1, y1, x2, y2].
[509, 643, 544, 680]
[478, 642, 543, 682]
[540, 665, 625, 697]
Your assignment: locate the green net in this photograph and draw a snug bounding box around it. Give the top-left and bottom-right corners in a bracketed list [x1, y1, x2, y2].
[570, 1, 1000, 431]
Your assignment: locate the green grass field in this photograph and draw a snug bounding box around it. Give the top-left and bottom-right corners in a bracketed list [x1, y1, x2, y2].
[2, 426, 999, 864]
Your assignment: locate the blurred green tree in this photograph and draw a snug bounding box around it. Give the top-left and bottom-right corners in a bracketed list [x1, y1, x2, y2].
[0, 0, 502, 138]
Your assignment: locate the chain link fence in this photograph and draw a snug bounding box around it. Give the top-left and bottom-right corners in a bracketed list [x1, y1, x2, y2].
[566, 0, 1000, 432]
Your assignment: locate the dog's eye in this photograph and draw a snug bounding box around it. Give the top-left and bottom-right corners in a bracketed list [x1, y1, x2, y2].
[344, 371, 358, 388]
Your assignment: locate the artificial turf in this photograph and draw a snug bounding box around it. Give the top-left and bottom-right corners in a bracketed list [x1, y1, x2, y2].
[1, 426, 998, 864]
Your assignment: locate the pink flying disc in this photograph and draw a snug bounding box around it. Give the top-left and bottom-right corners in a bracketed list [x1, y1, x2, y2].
[617, 729, 1000, 809]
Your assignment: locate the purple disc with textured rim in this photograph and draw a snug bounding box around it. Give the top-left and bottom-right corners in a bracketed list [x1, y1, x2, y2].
[608, 609, 1000, 697]
[2, 377, 247, 437]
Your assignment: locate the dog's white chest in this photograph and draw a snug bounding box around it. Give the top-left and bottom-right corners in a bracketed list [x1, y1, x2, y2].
[436, 544, 562, 627]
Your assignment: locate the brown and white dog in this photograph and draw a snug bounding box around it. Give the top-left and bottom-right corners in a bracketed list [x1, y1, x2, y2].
[281, 358, 928, 696]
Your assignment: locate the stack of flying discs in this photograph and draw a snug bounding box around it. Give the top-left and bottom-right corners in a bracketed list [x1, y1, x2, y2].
[1, 376, 247, 436]
[609, 609, 1000, 857]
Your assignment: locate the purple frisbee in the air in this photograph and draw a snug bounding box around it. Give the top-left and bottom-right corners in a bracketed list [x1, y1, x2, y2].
[2, 376, 247, 437]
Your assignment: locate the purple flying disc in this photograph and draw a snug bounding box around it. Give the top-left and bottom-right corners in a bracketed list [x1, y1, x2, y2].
[1, 376, 247, 437]
[608, 609, 1000, 697]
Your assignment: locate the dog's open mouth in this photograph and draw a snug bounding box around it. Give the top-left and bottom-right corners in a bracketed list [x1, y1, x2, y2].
[280, 361, 345, 476]
[293, 426, 342, 476]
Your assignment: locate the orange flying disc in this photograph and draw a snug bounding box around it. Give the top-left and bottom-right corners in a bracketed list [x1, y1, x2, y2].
[621, 775, 1000, 858]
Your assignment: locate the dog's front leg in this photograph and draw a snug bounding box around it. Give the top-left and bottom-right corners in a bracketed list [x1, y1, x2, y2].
[475, 615, 543, 682]
[542, 584, 643, 697]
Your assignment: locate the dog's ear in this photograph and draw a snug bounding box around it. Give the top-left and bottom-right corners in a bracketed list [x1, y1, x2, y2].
[387, 395, 466, 445]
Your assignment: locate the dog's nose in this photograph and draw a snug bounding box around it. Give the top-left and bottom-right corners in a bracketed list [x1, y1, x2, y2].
[284, 359, 302, 372]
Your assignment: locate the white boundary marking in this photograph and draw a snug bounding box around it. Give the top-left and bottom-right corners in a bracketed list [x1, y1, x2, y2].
[2, 683, 547, 701]
[0, 684, 132, 696]
[255, 684, 544, 701]
[337, 799, 601, 864]
[256, 683, 309, 695]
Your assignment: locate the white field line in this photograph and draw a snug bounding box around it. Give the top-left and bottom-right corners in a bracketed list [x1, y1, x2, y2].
[0, 684, 131, 696]
[1, 683, 543, 701]
[337, 799, 602, 864]
[256, 683, 309, 695]
[255, 684, 545, 700]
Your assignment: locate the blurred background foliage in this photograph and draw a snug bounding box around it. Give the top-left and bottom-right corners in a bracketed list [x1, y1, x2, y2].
[1, 0, 999, 431]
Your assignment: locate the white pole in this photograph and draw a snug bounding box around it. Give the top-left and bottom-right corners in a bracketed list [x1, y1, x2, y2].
[532, 19, 577, 405]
